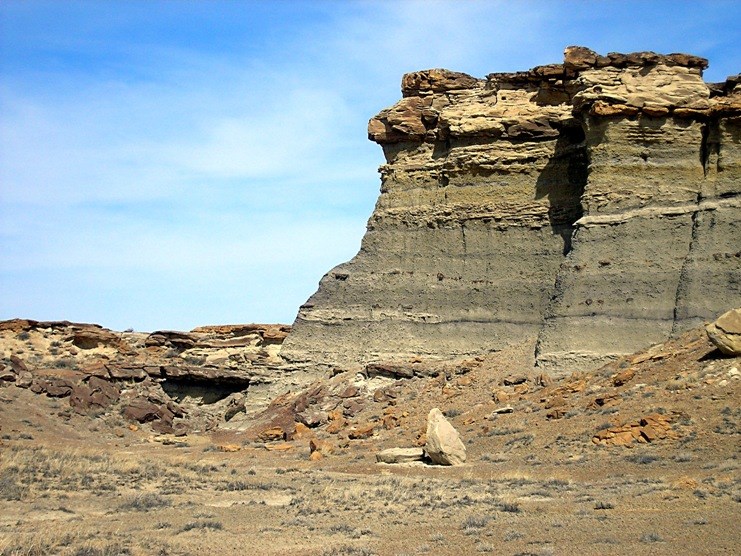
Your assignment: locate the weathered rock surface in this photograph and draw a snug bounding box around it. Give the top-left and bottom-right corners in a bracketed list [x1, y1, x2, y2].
[70, 376, 120, 413]
[706, 307, 741, 355]
[309, 438, 333, 460]
[592, 413, 677, 447]
[0, 364, 15, 383]
[425, 407, 466, 465]
[70, 326, 131, 351]
[282, 46, 741, 375]
[376, 447, 425, 464]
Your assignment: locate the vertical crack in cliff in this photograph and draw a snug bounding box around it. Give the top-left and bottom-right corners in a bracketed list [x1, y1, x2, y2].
[699, 119, 720, 178]
[533, 248, 573, 363]
[461, 222, 468, 261]
[672, 201, 703, 336]
[672, 119, 719, 335]
[700, 121, 711, 176]
[533, 123, 589, 364]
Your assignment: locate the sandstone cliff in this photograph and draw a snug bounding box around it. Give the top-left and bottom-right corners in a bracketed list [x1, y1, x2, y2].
[282, 47, 741, 375]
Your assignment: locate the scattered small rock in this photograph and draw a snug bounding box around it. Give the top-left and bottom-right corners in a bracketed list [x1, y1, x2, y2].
[544, 397, 566, 409]
[613, 368, 636, 386]
[309, 438, 333, 459]
[492, 390, 510, 403]
[9, 355, 28, 374]
[285, 422, 313, 441]
[265, 442, 293, 452]
[258, 427, 285, 442]
[16, 371, 33, 388]
[0, 365, 16, 383]
[503, 375, 528, 386]
[326, 416, 347, 434]
[342, 399, 365, 417]
[339, 385, 359, 398]
[382, 413, 400, 429]
[593, 413, 677, 447]
[588, 393, 621, 410]
[348, 423, 375, 440]
[224, 398, 246, 422]
[546, 408, 566, 420]
[298, 409, 328, 427]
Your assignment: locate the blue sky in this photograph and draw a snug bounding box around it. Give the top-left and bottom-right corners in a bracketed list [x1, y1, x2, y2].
[1, 1, 739, 331]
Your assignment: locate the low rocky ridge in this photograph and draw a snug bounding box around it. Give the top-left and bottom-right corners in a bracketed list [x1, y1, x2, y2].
[281, 46, 741, 375]
[0, 319, 292, 435]
[1, 315, 738, 465]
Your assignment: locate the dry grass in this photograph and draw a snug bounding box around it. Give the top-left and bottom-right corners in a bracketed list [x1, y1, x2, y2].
[0, 528, 132, 556]
[0, 445, 174, 497]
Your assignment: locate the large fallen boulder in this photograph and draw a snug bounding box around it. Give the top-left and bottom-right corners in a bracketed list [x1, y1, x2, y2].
[424, 407, 466, 466]
[706, 308, 741, 356]
[122, 398, 162, 423]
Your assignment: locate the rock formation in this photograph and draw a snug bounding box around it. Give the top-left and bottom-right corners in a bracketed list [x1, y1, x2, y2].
[0, 319, 293, 432]
[282, 47, 741, 375]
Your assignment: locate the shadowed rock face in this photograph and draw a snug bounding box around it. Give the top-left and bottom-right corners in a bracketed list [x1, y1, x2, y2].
[282, 46, 741, 375]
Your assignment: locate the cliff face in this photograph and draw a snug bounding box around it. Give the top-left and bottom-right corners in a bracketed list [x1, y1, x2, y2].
[282, 47, 741, 374]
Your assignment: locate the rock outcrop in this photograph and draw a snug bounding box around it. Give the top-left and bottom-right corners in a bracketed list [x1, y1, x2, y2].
[0, 319, 294, 433]
[592, 413, 677, 447]
[282, 47, 741, 375]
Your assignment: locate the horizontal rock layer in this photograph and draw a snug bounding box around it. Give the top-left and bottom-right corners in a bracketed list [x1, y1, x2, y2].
[282, 47, 741, 375]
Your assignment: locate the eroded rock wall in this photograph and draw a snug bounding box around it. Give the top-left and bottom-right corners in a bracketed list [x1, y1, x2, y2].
[535, 52, 741, 371]
[282, 47, 741, 375]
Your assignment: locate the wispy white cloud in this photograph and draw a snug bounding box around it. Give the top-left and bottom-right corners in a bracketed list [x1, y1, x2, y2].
[0, 63, 363, 202]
